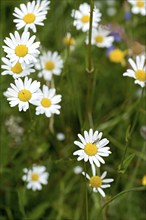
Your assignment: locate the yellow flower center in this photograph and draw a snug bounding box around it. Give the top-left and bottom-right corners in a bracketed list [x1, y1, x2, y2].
[31, 173, 39, 181]
[81, 15, 90, 23]
[84, 143, 98, 156]
[23, 13, 36, 24]
[109, 49, 124, 63]
[18, 89, 32, 102]
[15, 44, 28, 57]
[135, 70, 146, 82]
[136, 1, 144, 8]
[11, 62, 23, 74]
[45, 61, 55, 71]
[142, 175, 146, 186]
[90, 176, 102, 188]
[63, 36, 75, 46]
[41, 98, 51, 107]
[95, 35, 104, 43]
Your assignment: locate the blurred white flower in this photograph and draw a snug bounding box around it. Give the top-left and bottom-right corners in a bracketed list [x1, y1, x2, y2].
[56, 132, 65, 141]
[82, 165, 114, 197]
[123, 55, 146, 87]
[38, 51, 63, 81]
[140, 126, 146, 140]
[34, 85, 62, 117]
[1, 57, 34, 78]
[22, 165, 49, 191]
[73, 166, 83, 174]
[86, 26, 114, 48]
[73, 129, 111, 167]
[3, 31, 40, 65]
[107, 7, 117, 16]
[63, 32, 75, 50]
[4, 77, 41, 112]
[13, 0, 50, 32]
[71, 3, 101, 32]
[128, 0, 146, 16]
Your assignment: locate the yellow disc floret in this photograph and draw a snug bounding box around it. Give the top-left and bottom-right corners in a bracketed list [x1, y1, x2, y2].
[81, 15, 90, 23]
[15, 44, 28, 57]
[95, 35, 104, 43]
[90, 176, 102, 188]
[84, 143, 98, 156]
[41, 98, 51, 108]
[142, 175, 146, 186]
[31, 173, 39, 181]
[136, 1, 144, 8]
[45, 61, 55, 71]
[18, 89, 32, 102]
[11, 62, 23, 74]
[109, 49, 125, 64]
[135, 70, 146, 81]
[23, 13, 36, 24]
[63, 36, 75, 46]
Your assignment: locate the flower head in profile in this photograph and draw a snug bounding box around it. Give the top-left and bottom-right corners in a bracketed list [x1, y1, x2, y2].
[109, 48, 127, 66]
[73, 129, 111, 167]
[86, 26, 114, 48]
[71, 3, 101, 32]
[4, 77, 41, 111]
[123, 55, 146, 87]
[63, 32, 75, 49]
[1, 57, 34, 78]
[22, 165, 49, 191]
[128, 0, 146, 16]
[13, 0, 50, 32]
[3, 31, 40, 65]
[38, 51, 63, 81]
[82, 165, 114, 197]
[34, 85, 62, 117]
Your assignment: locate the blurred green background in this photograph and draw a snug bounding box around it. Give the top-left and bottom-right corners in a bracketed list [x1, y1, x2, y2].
[0, 0, 146, 219]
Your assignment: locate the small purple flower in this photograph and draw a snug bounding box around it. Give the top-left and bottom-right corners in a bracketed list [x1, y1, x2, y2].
[111, 32, 121, 42]
[124, 11, 131, 21]
[106, 45, 115, 56]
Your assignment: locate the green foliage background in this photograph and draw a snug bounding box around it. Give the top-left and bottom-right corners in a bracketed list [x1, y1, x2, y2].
[0, 0, 146, 219]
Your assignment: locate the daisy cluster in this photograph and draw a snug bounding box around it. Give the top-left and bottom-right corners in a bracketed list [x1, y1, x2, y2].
[73, 129, 114, 197]
[2, 0, 63, 117]
[2, 0, 64, 190]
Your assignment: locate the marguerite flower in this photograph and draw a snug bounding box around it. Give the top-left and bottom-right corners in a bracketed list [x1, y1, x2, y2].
[128, 0, 146, 16]
[38, 51, 63, 81]
[63, 32, 75, 49]
[82, 165, 114, 197]
[73, 129, 111, 167]
[86, 26, 114, 48]
[71, 3, 102, 32]
[1, 57, 35, 78]
[13, 0, 50, 33]
[4, 77, 41, 111]
[123, 55, 146, 87]
[22, 165, 49, 191]
[35, 85, 62, 117]
[3, 31, 40, 65]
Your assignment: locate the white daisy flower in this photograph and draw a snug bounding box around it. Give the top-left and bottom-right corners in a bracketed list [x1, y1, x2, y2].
[73, 129, 111, 167]
[128, 0, 146, 16]
[86, 26, 114, 48]
[71, 3, 102, 32]
[38, 51, 63, 81]
[3, 31, 40, 65]
[123, 55, 146, 87]
[1, 57, 35, 78]
[34, 85, 62, 117]
[4, 77, 41, 112]
[13, 0, 50, 33]
[82, 166, 114, 197]
[63, 32, 75, 49]
[22, 165, 49, 191]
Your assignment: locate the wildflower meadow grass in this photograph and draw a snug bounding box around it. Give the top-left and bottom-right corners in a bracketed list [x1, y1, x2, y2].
[0, 0, 146, 220]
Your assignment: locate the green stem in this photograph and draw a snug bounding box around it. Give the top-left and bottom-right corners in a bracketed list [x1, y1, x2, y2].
[86, 0, 94, 73]
[84, 162, 89, 220]
[98, 186, 145, 216]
